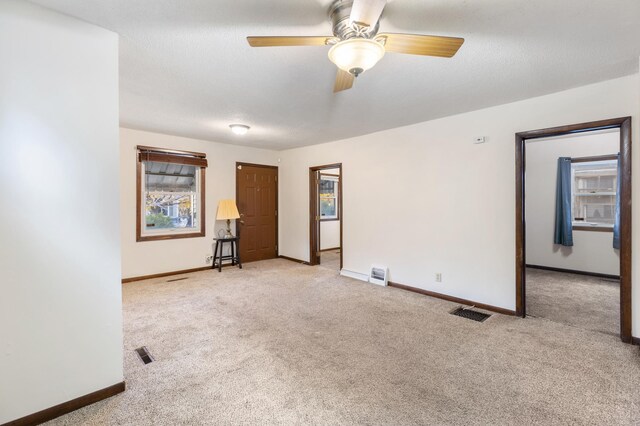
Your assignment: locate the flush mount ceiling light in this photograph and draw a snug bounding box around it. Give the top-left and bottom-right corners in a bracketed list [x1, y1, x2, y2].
[327, 38, 385, 77]
[229, 124, 250, 135]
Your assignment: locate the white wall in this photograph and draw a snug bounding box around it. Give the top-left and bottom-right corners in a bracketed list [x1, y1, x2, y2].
[525, 131, 620, 275]
[321, 221, 341, 250]
[120, 128, 278, 279]
[320, 167, 341, 250]
[0, 2, 122, 423]
[278, 74, 639, 337]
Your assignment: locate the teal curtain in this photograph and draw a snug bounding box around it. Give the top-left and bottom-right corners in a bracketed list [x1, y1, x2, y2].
[613, 153, 621, 249]
[554, 157, 573, 246]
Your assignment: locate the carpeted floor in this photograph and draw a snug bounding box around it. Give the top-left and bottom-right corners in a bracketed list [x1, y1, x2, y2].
[319, 250, 340, 271]
[526, 268, 620, 336]
[47, 259, 639, 425]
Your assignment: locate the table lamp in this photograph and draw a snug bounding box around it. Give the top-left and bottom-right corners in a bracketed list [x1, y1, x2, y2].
[216, 199, 240, 238]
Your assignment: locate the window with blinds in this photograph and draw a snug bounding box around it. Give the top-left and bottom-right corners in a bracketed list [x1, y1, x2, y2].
[571, 157, 617, 230]
[319, 174, 339, 220]
[136, 146, 207, 241]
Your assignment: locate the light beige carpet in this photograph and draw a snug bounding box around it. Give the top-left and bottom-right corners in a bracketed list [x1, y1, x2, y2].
[47, 259, 639, 425]
[319, 250, 340, 271]
[526, 268, 620, 336]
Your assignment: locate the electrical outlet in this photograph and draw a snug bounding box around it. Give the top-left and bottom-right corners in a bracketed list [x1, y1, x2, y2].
[205, 255, 213, 264]
[435, 273, 442, 283]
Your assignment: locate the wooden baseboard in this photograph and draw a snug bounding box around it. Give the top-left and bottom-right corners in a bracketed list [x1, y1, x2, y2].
[320, 247, 340, 252]
[122, 266, 211, 283]
[278, 255, 310, 265]
[388, 282, 516, 316]
[526, 264, 620, 280]
[3, 381, 125, 426]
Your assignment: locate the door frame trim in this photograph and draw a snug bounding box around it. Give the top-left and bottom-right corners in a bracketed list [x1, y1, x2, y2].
[309, 163, 343, 269]
[235, 162, 279, 259]
[515, 117, 632, 343]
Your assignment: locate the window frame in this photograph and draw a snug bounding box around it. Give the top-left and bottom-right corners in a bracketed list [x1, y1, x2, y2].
[319, 173, 340, 221]
[570, 154, 617, 233]
[136, 146, 207, 242]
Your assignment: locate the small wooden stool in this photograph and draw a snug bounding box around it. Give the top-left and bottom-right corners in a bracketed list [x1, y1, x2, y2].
[212, 236, 242, 272]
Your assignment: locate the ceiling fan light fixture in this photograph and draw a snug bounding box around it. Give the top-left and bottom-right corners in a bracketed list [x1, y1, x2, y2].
[328, 38, 385, 76]
[229, 124, 250, 135]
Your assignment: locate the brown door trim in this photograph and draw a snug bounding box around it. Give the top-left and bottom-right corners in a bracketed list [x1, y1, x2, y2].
[515, 117, 632, 343]
[309, 163, 343, 269]
[236, 162, 278, 170]
[235, 162, 279, 259]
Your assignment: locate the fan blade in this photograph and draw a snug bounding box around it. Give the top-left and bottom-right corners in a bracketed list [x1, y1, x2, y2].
[334, 69, 354, 93]
[349, 0, 386, 27]
[377, 33, 464, 58]
[247, 36, 332, 47]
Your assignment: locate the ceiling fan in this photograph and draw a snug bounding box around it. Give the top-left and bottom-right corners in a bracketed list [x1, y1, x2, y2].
[247, 0, 464, 93]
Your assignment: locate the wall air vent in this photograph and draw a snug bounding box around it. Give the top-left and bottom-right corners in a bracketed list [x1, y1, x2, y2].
[369, 264, 388, 286]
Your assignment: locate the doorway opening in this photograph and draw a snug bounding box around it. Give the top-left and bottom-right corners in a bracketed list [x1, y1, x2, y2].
[309, 163, 343, 270]
[235, 162, 278, 263]
[515, 117, 632, 343]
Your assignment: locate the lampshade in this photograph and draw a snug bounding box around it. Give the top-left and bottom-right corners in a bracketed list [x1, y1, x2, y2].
[328, 38, 385, 76]
[216, 199, 240, 220]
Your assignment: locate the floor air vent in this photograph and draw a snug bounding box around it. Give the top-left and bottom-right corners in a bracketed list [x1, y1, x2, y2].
[450, 307, 491, 322]
[135, 346, 154, 364]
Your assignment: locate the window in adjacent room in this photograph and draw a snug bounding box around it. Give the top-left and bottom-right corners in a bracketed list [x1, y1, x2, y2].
[137, 146, 207, 241]
[571, 155, 617, 231]
[319, 174, 339, 220]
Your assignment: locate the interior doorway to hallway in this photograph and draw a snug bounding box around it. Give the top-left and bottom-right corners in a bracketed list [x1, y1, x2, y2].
[309, 163, 343, 270]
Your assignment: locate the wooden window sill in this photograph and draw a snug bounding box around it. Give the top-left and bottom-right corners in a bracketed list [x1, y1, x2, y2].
[137, 231, 206, 242]
[572, 225, 613, 233]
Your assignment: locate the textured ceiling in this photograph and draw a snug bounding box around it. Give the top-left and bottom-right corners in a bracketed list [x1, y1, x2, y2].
[31, 0, 640, 149]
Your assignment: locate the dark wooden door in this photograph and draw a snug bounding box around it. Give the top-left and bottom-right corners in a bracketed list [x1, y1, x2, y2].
[236, 163, 278, 263]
